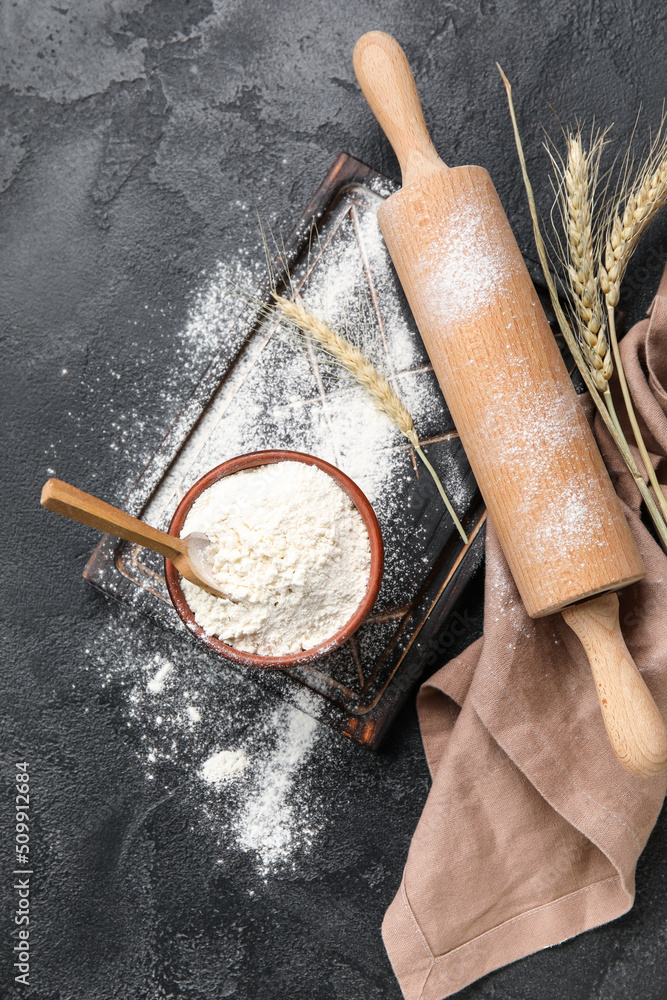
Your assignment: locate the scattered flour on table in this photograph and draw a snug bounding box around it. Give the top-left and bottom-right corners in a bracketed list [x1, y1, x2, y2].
[200, 748, 248, 784]
[181, 461, 371, 655]
[87, 614, 325, 876]
[147, 659, 173, 693]
[233, 698, 320, 874]
[48, 257, 266, 502]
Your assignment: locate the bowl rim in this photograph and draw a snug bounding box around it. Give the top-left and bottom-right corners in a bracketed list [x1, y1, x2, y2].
[164, 449, 384, 669]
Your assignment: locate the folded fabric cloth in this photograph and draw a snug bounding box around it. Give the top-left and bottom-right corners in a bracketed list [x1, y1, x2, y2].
[383, 265, 667, 1000]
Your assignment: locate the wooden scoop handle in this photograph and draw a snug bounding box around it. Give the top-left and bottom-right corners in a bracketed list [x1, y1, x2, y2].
[353, 31, 446, 186]
[41, 478, 186, 563]
[563, 593, 667, 777]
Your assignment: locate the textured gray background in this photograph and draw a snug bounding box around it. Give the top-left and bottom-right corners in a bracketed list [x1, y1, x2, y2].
[2, 1, 667, 998]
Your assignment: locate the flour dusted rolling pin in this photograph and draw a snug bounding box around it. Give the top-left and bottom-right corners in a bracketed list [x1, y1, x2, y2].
[354, 31, 667, 777]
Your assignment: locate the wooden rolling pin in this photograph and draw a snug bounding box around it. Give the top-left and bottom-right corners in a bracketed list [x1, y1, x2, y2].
[353, 30, 667, 777]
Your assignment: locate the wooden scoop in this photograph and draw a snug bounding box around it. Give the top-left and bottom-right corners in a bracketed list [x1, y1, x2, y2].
[41, 478, 231, 600]
[354, 30, 667, 777]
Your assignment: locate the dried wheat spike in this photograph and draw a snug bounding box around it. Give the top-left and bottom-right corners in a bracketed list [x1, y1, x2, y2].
[272, 292, 468, 542]
[564, 134, 612, 391]
[600, 157, 667, 308]
[273, 294, 419, 445]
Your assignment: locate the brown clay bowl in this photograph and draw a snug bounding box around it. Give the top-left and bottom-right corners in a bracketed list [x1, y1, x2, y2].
[164, 449, 384, 669]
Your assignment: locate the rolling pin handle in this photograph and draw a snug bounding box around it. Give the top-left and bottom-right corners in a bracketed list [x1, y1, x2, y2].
[562, 593, 667, 778]
[353, 31, 447, 187]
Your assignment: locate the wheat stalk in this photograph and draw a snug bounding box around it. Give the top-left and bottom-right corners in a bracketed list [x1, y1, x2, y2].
[499, 65, 667, 549]
[559, 132, 613, 391]
[600, 145, 667, 307]
[272, 293, 468, 543]
[275, 295, 416, 437]
[596, 126, 667, 525]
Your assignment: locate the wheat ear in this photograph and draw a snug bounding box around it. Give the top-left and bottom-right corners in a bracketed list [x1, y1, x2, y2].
[499, 65, 667, 549]
[599, 132, 667, 525]
[600, 153, 667, 307]
[561, 133, 613, 391]
[272, 293, 468, 543]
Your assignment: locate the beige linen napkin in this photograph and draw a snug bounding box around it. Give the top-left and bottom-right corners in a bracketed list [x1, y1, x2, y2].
[383, 267, 667, 1000]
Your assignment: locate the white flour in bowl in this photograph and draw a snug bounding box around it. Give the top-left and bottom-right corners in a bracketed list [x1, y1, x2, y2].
[180, 460, 372, 656]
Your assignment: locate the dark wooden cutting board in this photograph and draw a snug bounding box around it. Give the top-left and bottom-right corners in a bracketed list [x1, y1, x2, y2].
[84, 152, 492, 748]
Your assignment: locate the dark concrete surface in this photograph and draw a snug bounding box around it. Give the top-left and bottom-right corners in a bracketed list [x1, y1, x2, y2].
[2, 2, 666, 998]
